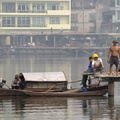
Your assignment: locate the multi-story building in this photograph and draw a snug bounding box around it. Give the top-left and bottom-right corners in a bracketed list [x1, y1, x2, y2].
[71, 0, 110, 33]
[111, 0, 120, 32]
[71, 0, 96, 33]
[101, 0, 120, 33]
[0, 0, 71, 47]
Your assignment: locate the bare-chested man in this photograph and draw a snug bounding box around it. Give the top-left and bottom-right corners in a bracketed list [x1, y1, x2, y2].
[108, 40, 120, 75]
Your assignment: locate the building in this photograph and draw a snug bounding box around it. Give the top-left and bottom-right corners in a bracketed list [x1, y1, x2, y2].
[0, 0, 71, 47]
[71, 0, 96, 33]
[101, 0, 120, 33]
[71, 0, 110, 33]
[110, 0, 120, 33]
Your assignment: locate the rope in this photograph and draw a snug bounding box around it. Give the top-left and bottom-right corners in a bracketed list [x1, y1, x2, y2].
[67, 80, 82, 84]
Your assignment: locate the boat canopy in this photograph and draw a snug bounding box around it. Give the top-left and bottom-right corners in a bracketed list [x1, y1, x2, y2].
[22, 72, 67, 82]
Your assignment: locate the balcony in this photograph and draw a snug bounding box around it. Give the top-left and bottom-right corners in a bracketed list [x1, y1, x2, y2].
[47, 10, 70, 15]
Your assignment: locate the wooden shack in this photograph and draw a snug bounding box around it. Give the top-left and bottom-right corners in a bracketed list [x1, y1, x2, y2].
[22, 72, 67, 92]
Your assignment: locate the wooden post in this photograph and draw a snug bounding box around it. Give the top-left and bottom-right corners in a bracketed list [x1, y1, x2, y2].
[108, 96, 114, 108]
[108, 78, 114, 96]
[108, 96, 114, 120]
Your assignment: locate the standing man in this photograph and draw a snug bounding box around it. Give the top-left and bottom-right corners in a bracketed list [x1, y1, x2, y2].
[107, 40, 120, 75]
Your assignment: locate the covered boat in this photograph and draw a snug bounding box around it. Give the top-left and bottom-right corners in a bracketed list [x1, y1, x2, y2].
[23, 72, 68, 92]
[0, 72, 108, 96]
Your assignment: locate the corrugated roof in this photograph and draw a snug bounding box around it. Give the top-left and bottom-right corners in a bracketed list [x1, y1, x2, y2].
[23, 72, 67, 82]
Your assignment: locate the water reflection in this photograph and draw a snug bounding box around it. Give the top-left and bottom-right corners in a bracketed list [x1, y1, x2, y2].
[0, 96, 119, 120]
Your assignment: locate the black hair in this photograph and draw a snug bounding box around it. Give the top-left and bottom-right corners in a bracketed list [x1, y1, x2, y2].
[89, 56, 93, 59]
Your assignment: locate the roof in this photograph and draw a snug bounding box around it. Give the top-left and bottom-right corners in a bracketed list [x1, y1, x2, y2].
[22, 72, 67, 82]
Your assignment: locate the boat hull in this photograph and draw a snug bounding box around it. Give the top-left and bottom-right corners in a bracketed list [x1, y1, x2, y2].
[0, 88, 27, 96]
[0, 85, 108, 97]
[24, 89, 108, 97]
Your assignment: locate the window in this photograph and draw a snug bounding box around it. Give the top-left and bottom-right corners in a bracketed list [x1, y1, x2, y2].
[110, 0, 115, 7]
[117, 11, 120, 20]
[2, 3, 15, 13]
[117, 0, 120, 5]
[50, 17, 60, 24]
[17, 3, 30, 13]
[17, 17, 30, 27]
[2, 17, 15, 27]
[89, 26, 95, 32]
[32, 17, 45, 27]
[32, 3, 45, 13]
[73, 1, 76, 7]
[71, 14, 78, 22]
[80, 2, 82, 7]
[71, 26, 78, 31]
[47, 3, 60, 10]
[89, 13, 95, 20]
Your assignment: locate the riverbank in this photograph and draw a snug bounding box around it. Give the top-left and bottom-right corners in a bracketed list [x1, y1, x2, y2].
[2, 46, 108, 57]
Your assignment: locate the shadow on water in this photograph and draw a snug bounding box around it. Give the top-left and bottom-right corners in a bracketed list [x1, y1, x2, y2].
[0, 96, 119, 120]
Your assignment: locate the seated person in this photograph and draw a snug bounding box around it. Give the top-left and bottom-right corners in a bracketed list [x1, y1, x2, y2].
[0, 79, 6, 88]
[11, 74, 22, 89]
[92, 54, 104, 73]
[81, 56, 94, 88]
[19, 73, 25, 89]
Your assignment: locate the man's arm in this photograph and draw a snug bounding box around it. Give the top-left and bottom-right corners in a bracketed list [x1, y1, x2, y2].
[92, 61, 94, 69]
[108, 47, 111, 59]
[99, 58, 104, 69]
[119, 47, 120, 57]
[101, 62, 104, 69]
[107, 47, 112, 63]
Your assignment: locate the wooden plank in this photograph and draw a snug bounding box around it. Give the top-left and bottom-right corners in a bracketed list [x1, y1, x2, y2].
[82, 73, 94, 75]
[94, 72, 120, 82]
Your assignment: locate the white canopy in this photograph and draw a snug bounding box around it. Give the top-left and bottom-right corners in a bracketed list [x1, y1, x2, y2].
[22, 72, 67, 82]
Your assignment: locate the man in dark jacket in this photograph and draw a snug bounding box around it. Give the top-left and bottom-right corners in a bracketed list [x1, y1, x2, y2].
[19, 73, 25, 89]
[81, 57, 94, 88]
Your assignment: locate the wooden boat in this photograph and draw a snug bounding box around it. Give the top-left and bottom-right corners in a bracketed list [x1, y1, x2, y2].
[0, 72, 108, 97]
[0, 84, 108, 97]
[22, 85, 108, 97]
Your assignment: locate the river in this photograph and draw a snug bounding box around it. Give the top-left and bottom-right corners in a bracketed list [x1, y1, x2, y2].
[0, 55, 120, 120]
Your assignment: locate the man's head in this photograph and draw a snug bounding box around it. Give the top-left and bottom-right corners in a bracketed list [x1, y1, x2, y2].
[19, 73, 23, 76]
[92, 54, 98, 60]
[15, 74, 20, 79]
[113, 40, 118, 44]
[89, 56, 93, 62]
